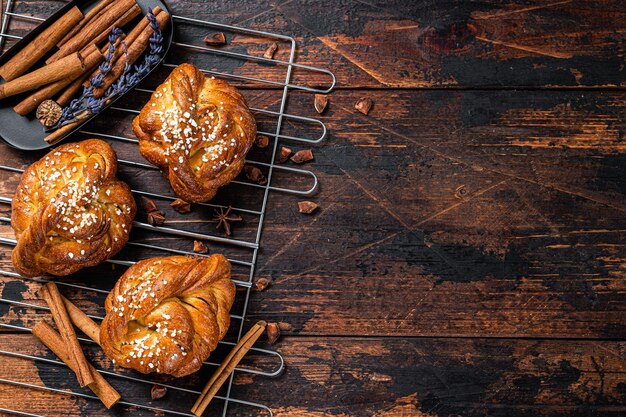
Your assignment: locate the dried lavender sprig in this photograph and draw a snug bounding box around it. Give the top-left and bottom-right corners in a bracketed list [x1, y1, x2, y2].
[56, 27, 126, 127]
[54, 9, 164, 130]
[98, 9, 163, 105]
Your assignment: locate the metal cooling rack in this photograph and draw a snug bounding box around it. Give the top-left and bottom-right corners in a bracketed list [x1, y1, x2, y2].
[0, 0, 336, 416]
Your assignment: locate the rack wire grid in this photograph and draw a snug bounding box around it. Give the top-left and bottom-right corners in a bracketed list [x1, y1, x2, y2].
[0, 0, 335, 416]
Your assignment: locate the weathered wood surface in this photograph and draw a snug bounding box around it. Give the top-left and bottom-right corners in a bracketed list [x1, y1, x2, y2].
[1, 89, 626, 340]
[1, 0, 626, 416]
[2, 335, 626, 417]
[2, 0, 625, 88]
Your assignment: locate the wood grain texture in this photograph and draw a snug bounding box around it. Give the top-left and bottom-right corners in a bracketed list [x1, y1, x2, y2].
[0, 87, 624, 413]
[2, 335, 626, 416]
[257, 89, 626, 338]
[1, 0, 626, 416]
[1, 0, 625, 88]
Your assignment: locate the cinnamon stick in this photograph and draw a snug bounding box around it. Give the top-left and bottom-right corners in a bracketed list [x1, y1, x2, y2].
[0, 52, 85, 100]
[44, 118, 83, 144]
[61, 37, 124, 106]
[47, 0, 137, 64]
[83, 33, 128, 89]
[40, 282, 94, 387]
[0, 6, 83, 81]
[85, 5, 161, 89]
[92, 3, 141, 46]
[58, 0, 116, 47]
[32, 321, 121, 408]
[44, 108, 92, 143]
[14, 45, 102, 115]
[61, 294, 101, 345]
[123, 6, 162, 46]
[191, 321, 267, 416]
[57, 72, 91, 107]
[93, 9, 169, 98]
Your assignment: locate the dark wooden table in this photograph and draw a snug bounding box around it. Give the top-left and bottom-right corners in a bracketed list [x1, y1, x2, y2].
[1, 0, 626, 416]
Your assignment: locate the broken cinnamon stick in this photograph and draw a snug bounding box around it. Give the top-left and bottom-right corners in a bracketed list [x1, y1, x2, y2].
[0, 52, 85, 100]
[61, 294, 101, 345]
[58, 0, 116, 47]
[32, 321, 120, 408]
[92, 8, 169, 98]
[40, 282, 94, 387]
[0, 6, 83, 81]
[14, 45, 102, 116]
[47, 0, 137, 64]
[191, 321, 267, 416]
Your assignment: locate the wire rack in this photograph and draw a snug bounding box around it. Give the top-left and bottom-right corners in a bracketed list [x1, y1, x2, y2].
[0, 0, 335, 416]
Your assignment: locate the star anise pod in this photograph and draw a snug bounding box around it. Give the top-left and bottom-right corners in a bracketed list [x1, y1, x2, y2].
[141, 196, 158, 213]
[210, 207, 242, 236]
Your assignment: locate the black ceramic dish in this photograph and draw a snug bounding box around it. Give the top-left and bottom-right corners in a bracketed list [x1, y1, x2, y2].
[0, 0, 173, 151]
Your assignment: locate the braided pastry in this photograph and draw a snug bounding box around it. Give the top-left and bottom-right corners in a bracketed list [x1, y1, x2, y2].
[11, 139, 136, 277]
[100, 255, 236, 377]
[132, 63, 257, 203]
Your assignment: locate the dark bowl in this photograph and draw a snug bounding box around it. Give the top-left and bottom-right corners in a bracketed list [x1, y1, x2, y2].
[0, 0, 173, 150]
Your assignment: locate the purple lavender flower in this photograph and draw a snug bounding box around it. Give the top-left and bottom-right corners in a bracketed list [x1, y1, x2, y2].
[53, 9, 164, 130]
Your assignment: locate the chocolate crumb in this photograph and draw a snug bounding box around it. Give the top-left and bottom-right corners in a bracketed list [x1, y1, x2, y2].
[254, 277, 271, 291]
[255, 135, 269, 149]
[355, 97, 373, 115]
[314, 94, 328, 114]
[278, 146, 292, 163]
[245, 165, 267, 184]
[193, 240, 209, 254]
[204, 32, 226, 46]
[263, 42, 278, 59]
[290, 149, 314, 164]
[147, 211, 166, 226]
[266, 322, 280, 344]
[298, 201, 319, 214]
[151, 384, 167, 400]
[170, 199, 191, 213]
[141, 196, 158, 213]
[278, 322, 293, 332]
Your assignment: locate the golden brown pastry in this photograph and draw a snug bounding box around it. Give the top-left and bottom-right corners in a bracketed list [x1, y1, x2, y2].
[132, 63, 256, 203]
[11, 139, 136, 277]
[100, 255, 235, 377]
